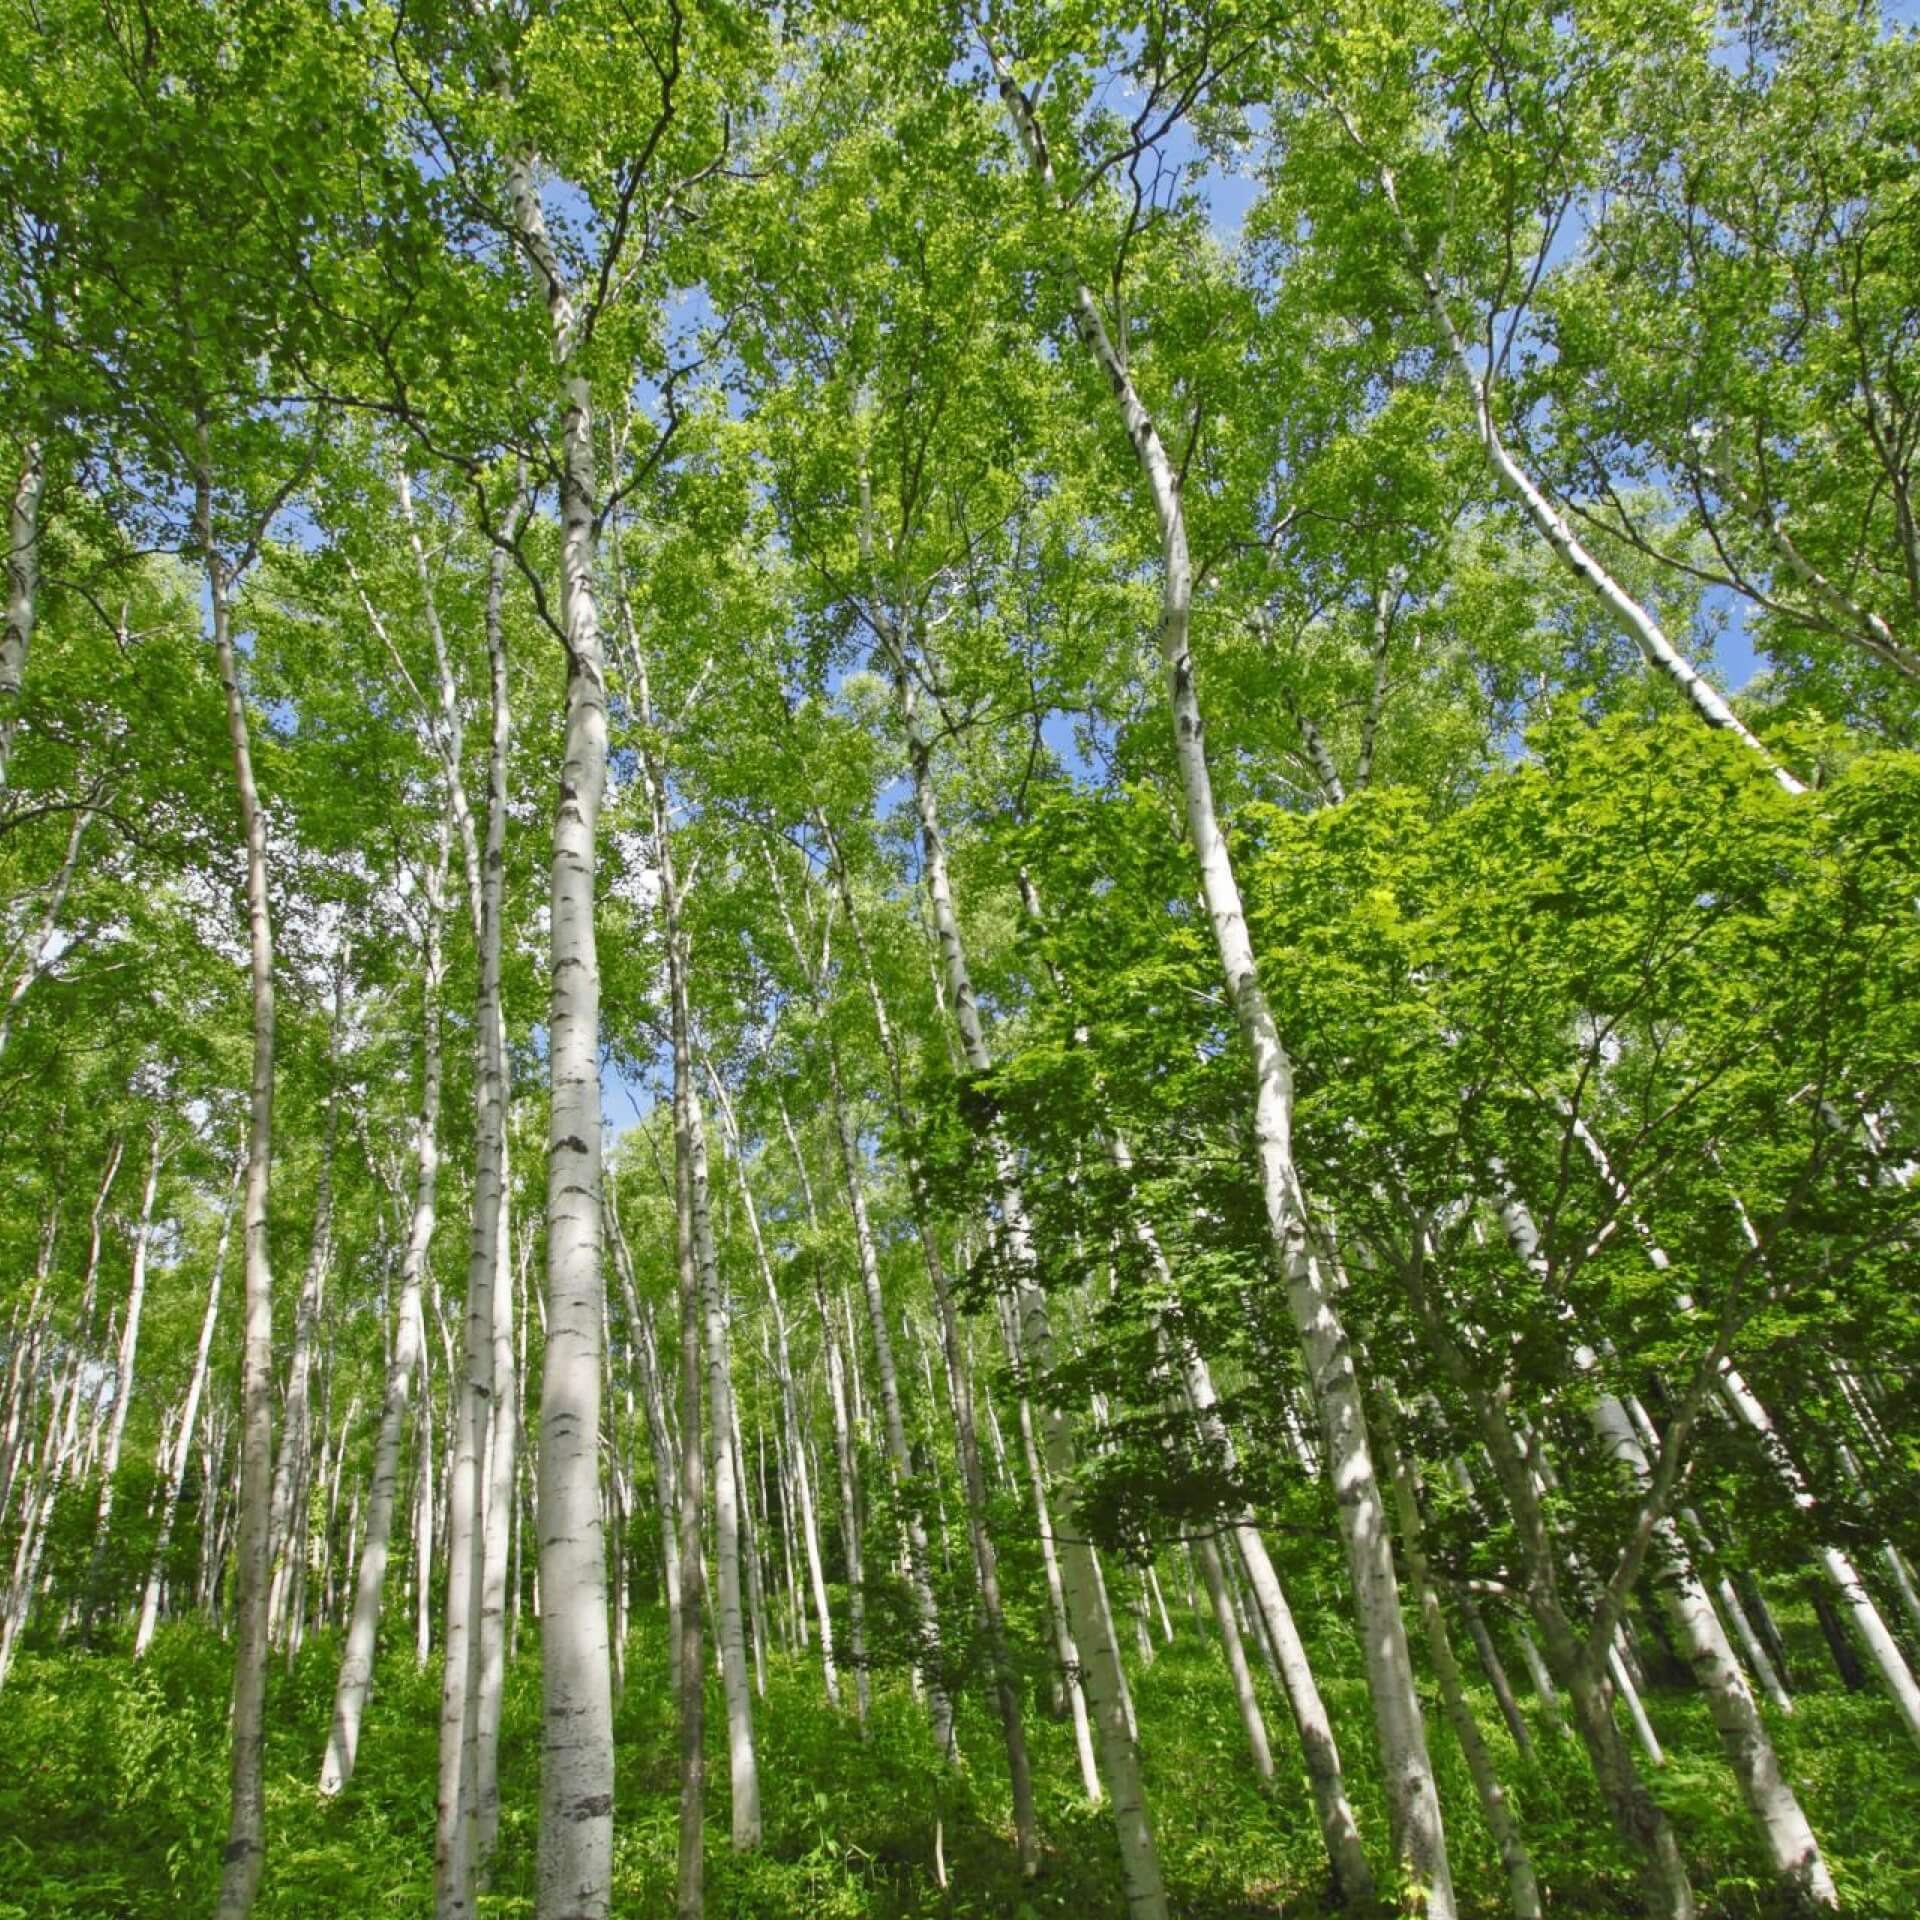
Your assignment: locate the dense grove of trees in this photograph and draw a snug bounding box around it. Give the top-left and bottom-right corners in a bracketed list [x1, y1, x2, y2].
[2, 2, 1918, 1916]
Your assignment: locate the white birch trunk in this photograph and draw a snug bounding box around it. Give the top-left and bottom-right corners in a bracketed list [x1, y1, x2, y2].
[0, 438, 43, 788]
[87, 1126, 164, 1599]
[706, 1074, 836, 1704]
[690, 1076, 760, 1847]
[608, 1202, 683, 1688]
[673, 1062, 709, 1920]
[136, 1151, 241, 1657]
[323, 804, 449, 1798]
[1716, 1363, 1920, 1750]
[504, 145, 616, 1918]
[733, 1395, 769, 1699]
[1358, 159, 1802, 791]
[414, 1360, 434, 1667]
[434, 533, 505, 1912]
[267, 1005, 342, 1645]
[987, 56, 1453, 1913]
[203, 466, 281, 1920]
[886, 621, 1161, 1906]
[816, 1274, 869, 1727]
[827, 1044, 954, 1757]
[471, 543, 517, 1880]
[1582, 1384, 1831, 1901]
[1377, 1410, 1542, 1920]
[1193, 1527, 1275, 1783]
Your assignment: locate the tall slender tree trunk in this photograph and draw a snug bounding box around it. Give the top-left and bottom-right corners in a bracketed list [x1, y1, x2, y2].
[86, 1125, 164, 1612]
[622, 600, 759, 1855]
[611, 1209, 681, 1685]
[1376, 1404, 1542, 1920]
[1459, 1594, 1537, 1759]
[818, 853, 1041, 1869]
[415, 1354, 435, 1666]
[137, 1150, 242, 1657]
[706, 1072, 836, 1706]
[988, 53, 1454, 1916]
[672, 1054, 709, 1920]
[688, 1065, 759, 1846]
[268, 989, 344, 1644]
[0, 437, 44, 789]
[504, 149, 615, 1920]
[322, 807, 449, 1797]
[1004, 1302, 1099, 1798]
[202, 458, 281, 1920]
[1193, 1527, 1275, 1784]
[732, 1394, 769, 1698]
[472, 536, 517, 1880]
[879, 601, 1161, 1908]
[431, 495, 508, 1913]
[826, 1042, 954, 1758]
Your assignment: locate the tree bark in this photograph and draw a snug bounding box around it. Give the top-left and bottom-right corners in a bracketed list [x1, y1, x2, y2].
[503, 145, 616, 1919]
[322, 806, 449, 1797]
[202, 460, 282, 1920]
[705, 1071, 837, 1707]
[267, 984, 344, 1645]
[0, 438, 44, 788]
[86, 1126, 165, 1608]
[1376, 1403, 1543, 1920]
[1357, 158, 1802, 791]
[826, 1040, 955, 1759]
[136, 1150, 242, 1657]
[987, 53, 1454, 1916]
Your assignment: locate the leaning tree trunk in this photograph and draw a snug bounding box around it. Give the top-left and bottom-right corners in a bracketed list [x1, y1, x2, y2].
[1360, 159, 1801, 791]
[202, 460, 281, 1920]
[1375, 1401, 1542, 1920]
[1403, 1269, 1695, 1920]
[989, 51, 1453, 1917]
[1584, 1378, 1832, 1906]
[1496, 1186, 1832, 1906]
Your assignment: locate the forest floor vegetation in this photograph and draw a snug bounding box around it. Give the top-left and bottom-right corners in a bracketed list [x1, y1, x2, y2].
[1, 1605, 1915, 1918]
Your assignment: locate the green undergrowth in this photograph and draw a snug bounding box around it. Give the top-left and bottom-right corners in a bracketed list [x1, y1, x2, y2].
[0, 1604, 1916, 1918]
